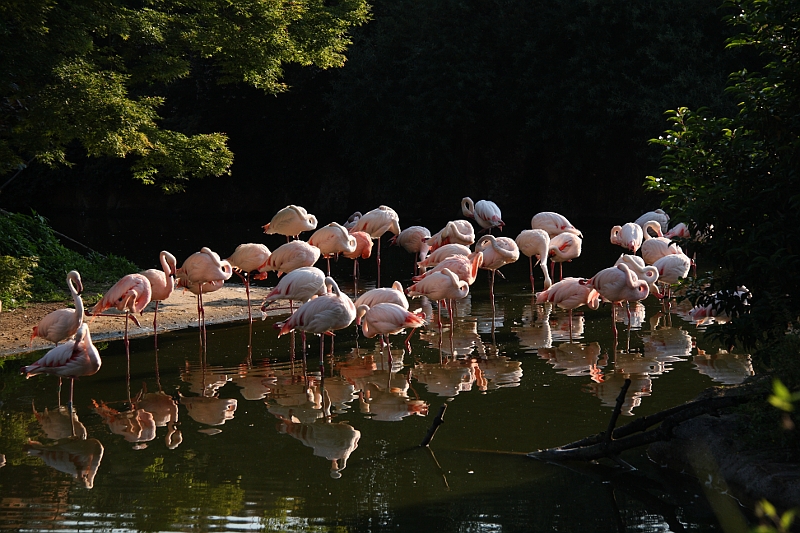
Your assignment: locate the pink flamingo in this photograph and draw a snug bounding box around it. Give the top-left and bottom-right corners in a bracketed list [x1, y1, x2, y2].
[354, 281, 409, 310]
[276, 277, 356, 374]
[635, 209, 670, 233]
[475, 234, 519, 311]
[588, 263, 650, 339]
[665, 222, 690, 239]
[343, 230, 373, 296]
[426, 220, 475, 251]
[176, 247, 232, 344]
[21, 323, 101, 414]
[349, 205, 401, 288]
[264, 240, 321, 277]
[356, 302, 427, 355]
[548, 232, 582, 281]
[461, 197, 504, 233]
[412, 251, 483, 287]
[610, 222, 644, 253]
[516, 229, 551, 293]
[308, 222, 357, 275]
[531, 212, 583, 238]
[407, 267, 470, 328]
[640, 221, 682, 265]
[31, 270, 84, 347]
[653, 253, 692, 300]
[614, 254, 661, 297]
[140, 251, 178, 344]
[261, 266, 327, 353]
[417, 244, 472, 271]
[389, 225, 431, 276]
[226, 243, 271, 322]
[535, 277, 600, 341]
[262, 205, 318, 241]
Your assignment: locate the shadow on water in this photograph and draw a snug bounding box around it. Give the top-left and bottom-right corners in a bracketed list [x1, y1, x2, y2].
[0, 218, 755, 532]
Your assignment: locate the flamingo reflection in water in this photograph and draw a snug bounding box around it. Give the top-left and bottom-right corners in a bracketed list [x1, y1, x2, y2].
[179, 362, 237, 430]
[474, 356, 523, 391]
[643, 313, 693, 363]
[512, 301, 552, 352]
[414, 359, 477, 398]
[231, 363, 278, 401]
[359, 381, 428, 422]
[419, 317, 485, 359]
[538, 342, 606, 383]
[585, 370, 653, 416]
[133, 383, 182, 449]
[33, 401, 87, 440]
[92, 400, 156, 450]
[24, 437, 104, 489]
[276, 415, 361, 478]
[693, 349, 754, 385]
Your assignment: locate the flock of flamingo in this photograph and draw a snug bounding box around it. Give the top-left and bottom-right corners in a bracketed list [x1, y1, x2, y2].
[22, 198, 729, 417]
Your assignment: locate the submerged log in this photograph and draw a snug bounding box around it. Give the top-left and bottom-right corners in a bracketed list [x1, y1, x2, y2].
[528, 379, 760, 463]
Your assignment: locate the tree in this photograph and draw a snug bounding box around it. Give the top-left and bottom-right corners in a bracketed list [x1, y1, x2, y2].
[0, 0, 370, 192]
[646, 0, 800, 355]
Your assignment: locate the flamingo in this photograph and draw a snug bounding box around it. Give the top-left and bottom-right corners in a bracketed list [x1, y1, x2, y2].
[276, 277, 356, 373]
[474, 234, 519, 311]
[308, 222, 357, 275]
[407, 267, 470, 328]
[417, 244, 472, 271]
[261, 265, 327, 352]
[91, 272, 151, 358]
[389, 225, 431, 276]
[587, 263, 650, 338]
[343, 211, 362, 230]
[354, 281, 409, 310]
[461, 197, 504, 233]
[264, 240, 321, 277]
[426, 220, 476, 251]
[535, 278, 600, 340]
[516, 229, 551, 293]
[140, 251, 178, 343]
[31, 270, 84, 347]
[531, 212, 583, 238]
[21, 323, 101, 414]
[610, 222, 644, 253]
[652, 253, 692, 299]
[349, 205, 401, 288]
[343, 230, 373, 296]
[412, 251, 483, 286]
[262, 205, 318, 241]
[614, 254, 661, 297]
[226, 243, 271, 323]
[665, 222, 691, 239]
[356, 302, 427, 354]
[635, 209, 670, 233]
[640, 221, 682, 265]
[176, 247, 233, 344]
[688, 286, 751, 325]
[548, 232, 582, 281]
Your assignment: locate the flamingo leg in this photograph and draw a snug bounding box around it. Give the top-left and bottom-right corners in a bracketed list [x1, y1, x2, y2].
[490, 270, 496, 321]
[568, 309, 573, 343]
[529, 256, 535, 293]
[326, 257, 332, 277]
[125, 310, 132, 405]
[560, 262, 563, 281]
[376, 238, 382, 288]
[319, 334, 325, 376]
[57, 377, 62, 407]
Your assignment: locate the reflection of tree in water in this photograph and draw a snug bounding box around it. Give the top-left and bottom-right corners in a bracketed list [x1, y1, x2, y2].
[693, 349, 754, 385]
[539, 342, 605, 382]
[276, 416, 361, 478]
[24, 437, 104, 489]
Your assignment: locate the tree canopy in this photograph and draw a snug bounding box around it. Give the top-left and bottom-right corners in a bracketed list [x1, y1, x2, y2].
[0, 0, 370, 192]
[647, 0, 800, 355]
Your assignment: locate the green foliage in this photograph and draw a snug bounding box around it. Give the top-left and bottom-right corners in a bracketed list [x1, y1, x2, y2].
[769, 379, 800, 413]
[646, 0, 800, 354]
[0, 0, 369, 191]
[0, 255, 37, 305]
[0, 210, 138, 305]
[753, 499, 796, 533]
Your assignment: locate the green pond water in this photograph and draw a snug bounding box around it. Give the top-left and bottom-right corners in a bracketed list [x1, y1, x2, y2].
[0, 239, 757, 533]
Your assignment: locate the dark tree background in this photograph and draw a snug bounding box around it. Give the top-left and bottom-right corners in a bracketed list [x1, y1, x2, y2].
[2, 0, 746, 259]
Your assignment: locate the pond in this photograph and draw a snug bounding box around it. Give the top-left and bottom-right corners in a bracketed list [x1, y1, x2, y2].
[0, 230, 756, 532]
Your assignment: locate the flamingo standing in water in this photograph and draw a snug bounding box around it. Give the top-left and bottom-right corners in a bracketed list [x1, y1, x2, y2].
[536, 277, 600, 341]
[635, 209, 670, 233]
[516, 229, 551, 293]
[416, 244, 472, 272]
[640, 221, 682, 265]
[276, 277, 356, 374]
[21, 323, 101, 415]
[31, 270, 84, 347]
[587, 263, 650, 339]
[356, 302, 427, 355]
[354, 281, 409, 310]
[653, 253, 692, 300]
[343, 230, 373, 297]
[140, 251, 178, 344]
[548, 232, 582, 282]
[610, 222, 644, 253]
[412, 251, 483, 286]
[264, 240, 321, 277]
[176, 247, 232, 345]
[426, 220, 475, 251]
[262, 205, 318, 241]
[349, 205, 401, 288]
[389, 225, 431, 276]
[407, 267, 470, 328]
[531, 212, 583, 238]
[261, 266, 327, 352]
[474, 234, 519, 313]
[308, 222, 357, 275]
[226, 243, 271, 323]
[461, 197, 504, 233]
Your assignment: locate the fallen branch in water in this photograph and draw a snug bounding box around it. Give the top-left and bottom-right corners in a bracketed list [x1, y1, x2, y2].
[420, 404, 447, 447]
[528, 379, 761, 463]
